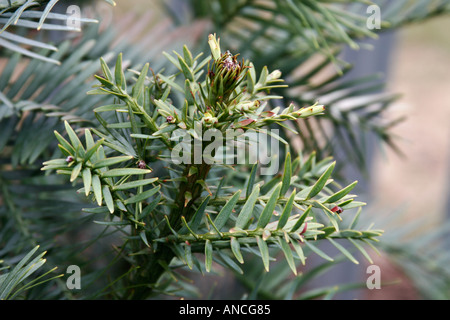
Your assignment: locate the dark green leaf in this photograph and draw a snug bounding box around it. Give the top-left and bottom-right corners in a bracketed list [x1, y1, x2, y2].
[100, 57, 113, 81]
[94, 74, 115, 89]
[84, 138, 104, 163]
[246, 162, 258, 198]
[178, 55, 194, 82]
[92, 174, 102, 206]
[138, 194, 161, 220]
[183, 45, 193, 67]
[290, 205, 312, 233]
[230, 237, 244, 264]
[290, 236, 306, 265]
[101, 168, 151, 177]
[278, 237, 297, 275]
[70, 162, 82, 182]
[94, 104, 127, 113]
[235, 185, 260, 229]
[140, 231, 150, 247]
[205, 240, 213, 273]
[323, 181, 358, 204]
[102, 185, 114, 213]
[114, 53, 126, 90]
[260, 175, 281, 195]
[306, 161, 335, 200]
[257, 182, 281, 229]
[82, 168, 92, 196]
[281, 152, 292, 196]
[54, 130, 75, 155]
[214, 190, 241, 231]
[94, 220, 128, 226]
[185, 243, 193, 269]
[256, 236, 270, 272]
[84, 129, 95, 150]
[187, 195, 211, 234]
[113, 178, 158, 191]
[64, 121, 83, 151]
[123, 186, 161, 205]
[131, 63, 149, 99]
[92, 155, 134, 169]
[277, 189, 296, 230]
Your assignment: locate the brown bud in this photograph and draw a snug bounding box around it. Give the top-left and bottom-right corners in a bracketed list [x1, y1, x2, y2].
[331, 206, 343, 214]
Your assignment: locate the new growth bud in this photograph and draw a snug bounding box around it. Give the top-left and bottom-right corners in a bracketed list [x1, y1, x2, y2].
[208, 33, 221, 60]
[202, 112, 218, 127]
[207, 34, 249, 108]
[267, 70, 282, 82]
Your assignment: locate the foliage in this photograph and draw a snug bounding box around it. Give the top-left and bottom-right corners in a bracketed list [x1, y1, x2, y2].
[40, 36, 382, 298]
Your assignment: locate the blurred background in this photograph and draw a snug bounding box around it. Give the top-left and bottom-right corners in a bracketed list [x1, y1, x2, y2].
[367, 15, 450, 298]
[0, 0, 449, 299]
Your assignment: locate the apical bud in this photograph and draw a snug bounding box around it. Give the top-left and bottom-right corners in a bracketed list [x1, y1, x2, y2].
[207, 36, 248, 107]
